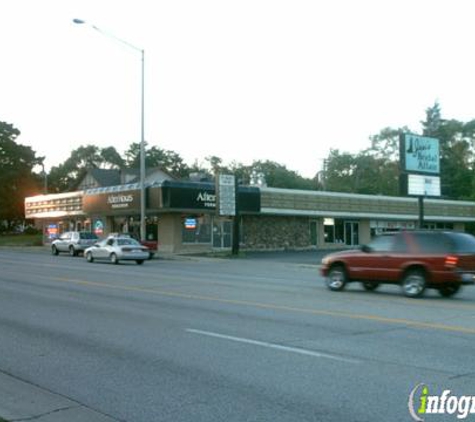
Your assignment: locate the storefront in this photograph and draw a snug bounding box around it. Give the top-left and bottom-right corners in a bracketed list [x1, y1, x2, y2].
[25, 181, 475, 253]
[149, 181, 260, 253]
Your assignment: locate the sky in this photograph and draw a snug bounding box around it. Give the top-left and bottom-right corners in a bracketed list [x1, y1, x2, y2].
[2, 0, 475, 178]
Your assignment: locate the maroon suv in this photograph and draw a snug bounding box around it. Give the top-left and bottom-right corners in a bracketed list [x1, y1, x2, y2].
[321, 231, 475, 298]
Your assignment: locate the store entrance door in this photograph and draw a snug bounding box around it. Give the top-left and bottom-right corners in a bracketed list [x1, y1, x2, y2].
[345, 221, 359, 246]
[213, 219, 232, 248]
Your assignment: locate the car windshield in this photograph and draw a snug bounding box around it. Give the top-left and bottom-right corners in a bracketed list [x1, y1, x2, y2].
[446, 232, 475, 253]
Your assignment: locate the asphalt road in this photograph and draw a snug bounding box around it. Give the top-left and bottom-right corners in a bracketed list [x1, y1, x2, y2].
[1, 249, 475, 421]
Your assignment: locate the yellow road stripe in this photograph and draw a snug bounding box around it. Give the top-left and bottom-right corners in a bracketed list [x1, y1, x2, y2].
[50, 276, 475, 335]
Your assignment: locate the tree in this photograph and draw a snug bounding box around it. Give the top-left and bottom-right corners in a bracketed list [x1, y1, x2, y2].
[48, 145, 125, 192]
[125, 143, 189, 179]
[249, 160, 315, 190]
[421, 101, 442, 136]
[0, 121, 42, 230]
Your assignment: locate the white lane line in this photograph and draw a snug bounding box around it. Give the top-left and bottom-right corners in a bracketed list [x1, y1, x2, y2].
[186, 329, 359, 364]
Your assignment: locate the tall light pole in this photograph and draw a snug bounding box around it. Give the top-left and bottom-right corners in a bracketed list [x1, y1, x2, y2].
[73, 19, 146, 241]
[40, 162, 47, 194]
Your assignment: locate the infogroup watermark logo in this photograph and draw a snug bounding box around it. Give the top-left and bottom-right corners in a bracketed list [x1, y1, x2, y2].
[408, 383, 475, 421]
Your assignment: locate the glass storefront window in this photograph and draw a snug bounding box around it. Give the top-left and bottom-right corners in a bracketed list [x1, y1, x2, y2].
[182, 215, 212, 244]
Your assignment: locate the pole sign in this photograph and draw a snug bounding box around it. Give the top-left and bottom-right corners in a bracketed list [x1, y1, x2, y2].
[400, 133, 441, 198]
[407, 174, 441, 197]
[216, 174, 236, 216]
[400, 134, 440, 175]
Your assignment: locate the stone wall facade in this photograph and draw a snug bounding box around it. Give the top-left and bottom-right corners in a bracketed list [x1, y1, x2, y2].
[241, 215, 311, 250]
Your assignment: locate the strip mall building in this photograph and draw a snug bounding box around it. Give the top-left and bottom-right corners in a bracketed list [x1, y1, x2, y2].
[24, 169, 475, 253]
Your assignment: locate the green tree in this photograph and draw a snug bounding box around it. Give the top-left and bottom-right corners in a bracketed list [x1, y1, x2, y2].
[0, 122, 42, 229]
[249, 160, 315, 190]
[422, 101, 442, 136]
[125, 143, 189, 179]
[419, 103, 475, 199]
[48, 145, 125, 192]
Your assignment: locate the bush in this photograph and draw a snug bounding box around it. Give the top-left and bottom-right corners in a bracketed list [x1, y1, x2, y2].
[24, 226, 40, 235]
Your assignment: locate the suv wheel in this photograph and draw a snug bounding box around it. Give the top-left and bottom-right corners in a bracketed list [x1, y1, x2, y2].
[362, 281, 379, 291]
[69, 246, 77, 257]
[326, 265, 347, 291]
[438, 285, 461, 298]
[401, 269, 426, 298]
[52, 245, 59, 256]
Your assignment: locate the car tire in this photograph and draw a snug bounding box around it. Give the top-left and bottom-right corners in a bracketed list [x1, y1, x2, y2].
[69, 246, 77, 257]
[401, 269, 426, 298]
[136, 260, 144, 265]
[52, 245, 59, 256]
[438, 285, 461, 298]
[86, 251, 94, 263]
[110, 253, 119, 265]
[362, 281, 379, 291]
[326, 265, 347, 291]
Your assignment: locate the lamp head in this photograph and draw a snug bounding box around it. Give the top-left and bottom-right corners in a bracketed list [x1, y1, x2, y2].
[72, 18, 86, 24]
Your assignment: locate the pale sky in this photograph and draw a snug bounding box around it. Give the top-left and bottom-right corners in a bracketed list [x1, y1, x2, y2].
[2, 0, 475, 178]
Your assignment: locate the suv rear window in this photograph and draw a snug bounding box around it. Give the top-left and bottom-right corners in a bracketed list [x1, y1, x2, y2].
[445, 232, 475, 253]
[79, 232, 99, 240]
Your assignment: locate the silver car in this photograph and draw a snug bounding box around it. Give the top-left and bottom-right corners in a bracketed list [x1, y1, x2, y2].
[52, 231, 99, 256]
[84, 237, 149, 265]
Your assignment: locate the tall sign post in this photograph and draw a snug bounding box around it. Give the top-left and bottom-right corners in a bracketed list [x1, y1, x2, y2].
[399, 134, 441, 228]
[216, 174, 239, 255]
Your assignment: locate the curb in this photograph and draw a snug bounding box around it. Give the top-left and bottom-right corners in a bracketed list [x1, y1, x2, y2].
[0, 371, 118, 422]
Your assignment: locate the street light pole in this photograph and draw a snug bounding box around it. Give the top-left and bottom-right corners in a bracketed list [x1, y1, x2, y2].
[40, 163, 47, 194]
[73, 19, 147, 241]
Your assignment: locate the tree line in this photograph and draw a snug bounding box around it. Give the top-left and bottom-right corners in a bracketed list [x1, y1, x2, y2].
[2, 101, 475, 229]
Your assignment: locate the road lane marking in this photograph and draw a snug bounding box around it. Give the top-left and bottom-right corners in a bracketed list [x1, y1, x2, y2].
[186, 329, 359, 363]
[53, 276, 475, 334]
[2, 269, 475, 335]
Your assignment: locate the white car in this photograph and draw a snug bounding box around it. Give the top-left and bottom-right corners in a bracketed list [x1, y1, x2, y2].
[84, 237, 150, 265]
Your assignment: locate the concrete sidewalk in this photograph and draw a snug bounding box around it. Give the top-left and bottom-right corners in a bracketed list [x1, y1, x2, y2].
[0, 371, 117, 422]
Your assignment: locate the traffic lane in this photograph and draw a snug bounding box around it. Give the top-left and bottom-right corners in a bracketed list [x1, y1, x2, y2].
[3, 251, 475, 336]
[1, 261, 475, 420]
[0, 279, 462, 422]
[4, 249, 475, 302]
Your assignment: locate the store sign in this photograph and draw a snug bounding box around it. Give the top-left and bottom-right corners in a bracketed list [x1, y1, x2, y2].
[196, 192, 216, 208]
[184, 218, 197, 230]
[94, 220, 104, 235]
[400, 134, 440, 175]
[107, 194, 134, 209]
[217, 174, 236, 216]
[408, 174, 441, 197]
[46, 224, 58, 239]
[160, 181, 260, 213]
[83, 189, 140, 214]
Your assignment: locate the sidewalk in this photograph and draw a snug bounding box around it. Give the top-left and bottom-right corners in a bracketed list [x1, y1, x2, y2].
[0, 371, 117, 422]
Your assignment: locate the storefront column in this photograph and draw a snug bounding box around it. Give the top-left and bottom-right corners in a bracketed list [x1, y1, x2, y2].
[317, 219, 326, 249]
[359, 220, 371, 245]
[157, 214, 182, 253]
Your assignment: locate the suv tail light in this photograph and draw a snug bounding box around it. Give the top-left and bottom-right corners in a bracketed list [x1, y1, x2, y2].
[445, 255, 458, 268]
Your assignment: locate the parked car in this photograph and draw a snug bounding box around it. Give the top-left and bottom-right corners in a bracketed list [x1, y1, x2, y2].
[321, 230, 475, 298]
[84, 236, 150, 265]
[108, 232, 158, 259]
[51, 231, 99, 256]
